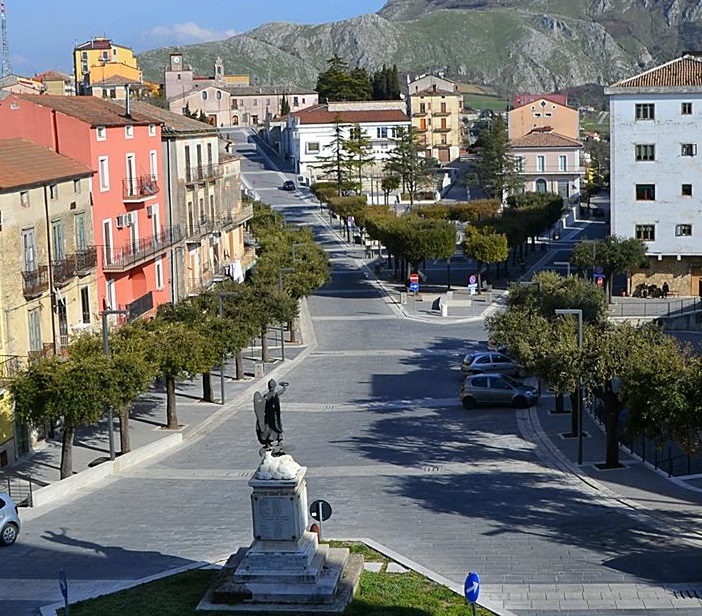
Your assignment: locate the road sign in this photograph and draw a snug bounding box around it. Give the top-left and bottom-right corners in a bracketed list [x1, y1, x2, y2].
[464, 571, 480, 603]
[310, 500, 332, 522]
[409, 273, 419, 284]
[468, 275, 477, 285]
[409, 282, 419, 292]
[595, 265, 604, 275]
[596, 276, 604, 287]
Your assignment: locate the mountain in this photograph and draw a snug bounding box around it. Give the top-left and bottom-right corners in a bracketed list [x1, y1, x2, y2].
[137, 0, 702, 96]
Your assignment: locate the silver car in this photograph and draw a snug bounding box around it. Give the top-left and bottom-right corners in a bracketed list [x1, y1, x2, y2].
[0, 492, 20, 546]
[460, 373, 539, 410]
[460, 352, 523, 377]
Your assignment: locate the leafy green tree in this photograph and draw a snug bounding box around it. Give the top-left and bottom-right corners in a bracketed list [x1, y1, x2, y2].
[384, 126, 437, 206]
[316, 55, 371, 102]
[461, 228, 508, 288]
[570, 235, 648, 299]
[474, 114, 521, 200]
[371, 64, 400, 100]
[344, 123, 375, 193]
[317, 114, 352, 188]
[381, 175, 400, 204]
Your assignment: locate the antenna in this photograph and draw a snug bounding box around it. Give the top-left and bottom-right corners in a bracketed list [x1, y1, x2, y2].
[1, 0, 11, 78]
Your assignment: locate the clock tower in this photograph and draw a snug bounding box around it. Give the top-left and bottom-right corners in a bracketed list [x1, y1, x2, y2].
[169, 53, 183, 71]
[164, 53, 193, 100]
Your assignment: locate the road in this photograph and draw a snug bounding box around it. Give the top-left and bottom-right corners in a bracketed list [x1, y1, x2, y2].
[2, 137, 701, 616]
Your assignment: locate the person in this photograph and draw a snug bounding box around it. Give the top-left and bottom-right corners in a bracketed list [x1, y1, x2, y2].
[662, 281, 670, 298]
[253, 379, 289, 449]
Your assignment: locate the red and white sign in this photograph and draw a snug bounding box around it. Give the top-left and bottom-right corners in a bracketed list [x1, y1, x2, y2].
[409, 273, 419, 284]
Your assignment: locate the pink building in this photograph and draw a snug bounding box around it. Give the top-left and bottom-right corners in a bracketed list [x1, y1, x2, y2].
[0, 94, 177, 318]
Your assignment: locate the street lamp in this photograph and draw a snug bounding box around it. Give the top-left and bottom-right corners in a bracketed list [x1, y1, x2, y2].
[218, 292, 240, 405]
[554, 308, 584, 465]
[278, 267, 295, 360]
[101, 309, 129, 461]
[554, 261, 571, 276]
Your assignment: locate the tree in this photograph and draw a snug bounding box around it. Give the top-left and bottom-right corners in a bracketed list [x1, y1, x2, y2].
[280, 94, 290, 116]
[344, 123, 375, 193]
[461, 228, 509, 289]
[371, 64, 400, 100]
[381, 175, 400, 204]
[384, 126, 437, 206]
[473, 114, 521, 201]
[570, 235, 648, 299]
[317, 114, 352, 188]
[316, 55, 372, 102]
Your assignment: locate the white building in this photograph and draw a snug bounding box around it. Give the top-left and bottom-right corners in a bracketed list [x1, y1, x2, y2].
[284, 101, 411, 183]
[606, 54, 702, 296]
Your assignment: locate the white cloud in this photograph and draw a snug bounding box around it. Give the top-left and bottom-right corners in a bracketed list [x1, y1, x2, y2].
[142, 22, 237, 45]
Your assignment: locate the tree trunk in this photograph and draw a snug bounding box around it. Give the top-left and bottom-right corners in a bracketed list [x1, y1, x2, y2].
[165, 376, 179, 429]
[261, 326, 270, 363]
[235, 349, 244, 380]
[568, 390, 579, 436]
[603, 392, 624, 468]
[60, 424, 76, 480]
[118, 403, 131, 454]
[202, 371, 214, 403]
[554, 392, 565, 413]
[288, 320, 297, 343]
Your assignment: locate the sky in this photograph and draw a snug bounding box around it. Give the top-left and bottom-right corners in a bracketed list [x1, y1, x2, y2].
[4, 0, 387, 76]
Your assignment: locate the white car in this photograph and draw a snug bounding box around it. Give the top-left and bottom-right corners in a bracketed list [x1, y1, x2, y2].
[0, 493, 20, 546]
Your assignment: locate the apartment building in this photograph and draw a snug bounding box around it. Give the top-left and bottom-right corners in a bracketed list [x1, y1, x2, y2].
[0, 94, 176, 318]
[508, 94, 578, 140]
[130, 101, 255, 299]
[606, 54, 702, 295]
[73, 37, 142, 97]
[0, 139, 97, 466]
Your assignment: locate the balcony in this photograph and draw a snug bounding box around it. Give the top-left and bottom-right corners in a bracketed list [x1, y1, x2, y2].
[127, 291, 154, 320]
[432, 110, 451, 117]
[103, 226, 183, 273]
[185, 163, 223, 184]
[74, 247, 97, 274]
[52, 255, 76, 287]
[219, 204, 254, 229]
[412, 110, 428, 117]
[0, 355, 25, 389]
[184, 218, 219, 243]
[28, 343, 55, 364]
[122, 175, 159, 202]
[22, 266, 49, 298]
[434, 126, 452, 133]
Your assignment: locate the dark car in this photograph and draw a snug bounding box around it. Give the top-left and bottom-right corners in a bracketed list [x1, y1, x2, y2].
[460, 373, 539, 410]
[282, 180, 296, 191]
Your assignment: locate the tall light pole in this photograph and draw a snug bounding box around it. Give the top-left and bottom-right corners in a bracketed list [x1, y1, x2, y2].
[278, 267, 294, 360]
[554, 261, 571, 276]
[101, 309, 129, 461]
[555, 308, 584, 465]
[217, 292, 239, 405]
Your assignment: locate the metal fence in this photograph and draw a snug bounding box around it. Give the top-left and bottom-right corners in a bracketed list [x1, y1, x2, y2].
[0, 472, 34, 507]
[608, 297, 701, 319]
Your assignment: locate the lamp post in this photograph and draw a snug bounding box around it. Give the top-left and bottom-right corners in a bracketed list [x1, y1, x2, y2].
[217, 292, 240, 405]
[555, 308, 584, 465]
[554, 261, 571, 276]
[101, 309, 129, 461]
[278, 267, 295, 360]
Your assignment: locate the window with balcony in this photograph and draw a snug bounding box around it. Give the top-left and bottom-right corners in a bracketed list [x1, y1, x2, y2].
[51, 220, 65, 261]
[103, 219, 113, 265]
[682, 102, 693, 115]
[150, 150, 158, 181]
[682, 184, 693, 196]
[440, 102, 447, 113]
[635, 184, 655, 200]
[75, 213, 87, 250]
[419, 102, 426, 114]
[635, 144, 655, 161]
[635, 224, 655, 241]
[681, 143, 697, 157]
[635, 104, 655, 120]
[21, 228, 36, 272]
[676, 224, 693, 236]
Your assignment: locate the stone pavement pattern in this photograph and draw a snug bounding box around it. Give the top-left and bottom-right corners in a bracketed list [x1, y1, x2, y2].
[1, 197, 702, 616]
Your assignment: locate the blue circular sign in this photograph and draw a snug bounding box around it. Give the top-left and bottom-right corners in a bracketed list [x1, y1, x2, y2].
[409, 282, 419, 292]
[464, 571, 480, 603]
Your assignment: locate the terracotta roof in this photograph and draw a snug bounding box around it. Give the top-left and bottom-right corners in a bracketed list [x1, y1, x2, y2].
[0, 138, 93, 190]
[412, 86, 460, 97]
[10, 94, 156, 126]
[510, 129, 582, 149]
[130, 101, 218, 134]
[292, 104, 409, 125]
[609, 55, 702, 89]
[35, 70, 71, 83]
[91, 75, 144, 87]
[512, 93, 568, 108]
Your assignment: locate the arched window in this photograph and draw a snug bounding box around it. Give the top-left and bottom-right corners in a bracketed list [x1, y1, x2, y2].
[201, 91, 208, 101]
[232, 115, 240, 126]
[535, 179, 547, 193]
[216, 90, 222, 100]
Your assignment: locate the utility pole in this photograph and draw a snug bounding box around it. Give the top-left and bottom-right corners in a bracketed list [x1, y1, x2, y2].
[1, 1, 11, 78]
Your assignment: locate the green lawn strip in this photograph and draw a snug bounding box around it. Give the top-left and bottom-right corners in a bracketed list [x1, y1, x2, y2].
[59, 543, 496, 616]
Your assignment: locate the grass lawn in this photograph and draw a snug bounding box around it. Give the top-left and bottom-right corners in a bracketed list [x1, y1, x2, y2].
[58, 542, 496, 616]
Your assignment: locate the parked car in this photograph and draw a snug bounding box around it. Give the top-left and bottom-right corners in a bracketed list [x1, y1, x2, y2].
[460, 352, 524, 377]
[460, 373, 539, 410]
[0, 493, 20, 546]
[282, 180, 296, 191]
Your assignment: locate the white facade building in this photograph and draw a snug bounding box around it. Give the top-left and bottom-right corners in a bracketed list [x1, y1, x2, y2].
[284, 101, 411, 183]
[606, 54, 702, 296]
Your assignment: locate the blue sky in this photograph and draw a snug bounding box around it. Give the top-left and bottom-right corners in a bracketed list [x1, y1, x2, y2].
[5, 0, 387, 76]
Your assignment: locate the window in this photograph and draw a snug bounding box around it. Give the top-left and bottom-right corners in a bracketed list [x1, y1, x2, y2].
[681, 143, 697, 157]
[150, 150, 158, 181]
[73, 179, 81, 194]
[124, 125, 134, 139]
[96, 126, 106, 141]
[21, 228, 36, 272]
[293, 96, 299, 106]
[535, 178, 547, 193]
[20, 191, 29, 208]
[682, 184, 693, 196]
[419, 102, 426, 114]
[440, 102, 447, 113]
[306, 142, 320, 154]
[636, 184, 655, 200]
[558, 155, 567, 172]
[377, 127, 388, 139]
[103, 219, 113, 265]
[27, 309, 42, 354]
[635, 224, 655, 241]
[635, 144, 655, 161]
[682, 102, 693, 115]
[676, 224, 693, 236]
[536, 156, 545, 172]
[98, 156, 110, 191]
[635, 103, 655, 120]
[105, 279, 116, 310]
[216, 90, 222, 100]
[202, 91, 208, 101]
[75, 213, 87, 250]
[49, 183, 58, 200]
[155, 258, 164, 290]
[514, 156, 524, 172]
[51, 220, 64, 260]
[148, 124, 156, 137]
[80, 285, 91, 324]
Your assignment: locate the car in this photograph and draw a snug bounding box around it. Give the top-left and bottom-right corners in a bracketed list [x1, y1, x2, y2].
[460, 373, 539, 410]
[282, 180, 296, 191]
[0, 493, 20, 546]
[460, 351, 524, 377]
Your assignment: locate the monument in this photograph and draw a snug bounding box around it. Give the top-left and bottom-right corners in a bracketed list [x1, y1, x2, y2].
[199, 380, 363, 612]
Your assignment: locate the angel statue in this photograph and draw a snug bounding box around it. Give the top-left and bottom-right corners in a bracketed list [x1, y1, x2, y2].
[253, 379, 289, 455]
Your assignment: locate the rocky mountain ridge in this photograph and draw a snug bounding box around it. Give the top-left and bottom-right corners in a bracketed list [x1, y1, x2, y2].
[138, 0, 702, 95]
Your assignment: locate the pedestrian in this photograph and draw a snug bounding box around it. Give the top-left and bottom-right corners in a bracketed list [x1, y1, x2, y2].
[662, 281, 670, 298]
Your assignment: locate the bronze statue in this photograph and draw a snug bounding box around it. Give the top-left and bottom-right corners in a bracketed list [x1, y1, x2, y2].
[253, 379, 289, 453]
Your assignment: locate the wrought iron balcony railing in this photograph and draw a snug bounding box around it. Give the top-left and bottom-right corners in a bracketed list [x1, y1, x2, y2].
[122, 175, 159, 201]
[22, 266, 49, 298]
[103, 226, 183, 272]
[185, 164, 223, 184]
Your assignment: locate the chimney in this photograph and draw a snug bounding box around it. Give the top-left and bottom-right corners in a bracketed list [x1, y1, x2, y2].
[124, 83, 132, 119]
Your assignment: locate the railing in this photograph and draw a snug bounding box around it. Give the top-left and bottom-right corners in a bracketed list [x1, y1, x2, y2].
[434, 126, 452, 133]
[28, 343, 55, 363]
[608, 298, 701, 319]
[22, 265, 49, 297]
[0, 473, 34, 507]
[185, 163, 223, 183]
[220, 205, 254, 228]
[103, 226, 183, 272]
[52, 255, 76, 286]
[0, 355, 24, 389]
[74, 247, 97, 273]
[127, 291, 154, 320]
[184, 218, 219, 242]
[122, 174, 159, 201]
[432, 110, 451, 117]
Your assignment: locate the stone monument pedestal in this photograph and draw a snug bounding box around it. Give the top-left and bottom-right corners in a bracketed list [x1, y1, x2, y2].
[199, 456, 362, 612]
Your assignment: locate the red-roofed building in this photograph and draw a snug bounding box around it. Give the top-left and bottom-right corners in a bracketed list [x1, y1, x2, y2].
[0, 94, 176, 320]
[508, 95, 579, 141]
[284, 101, 411, 183]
